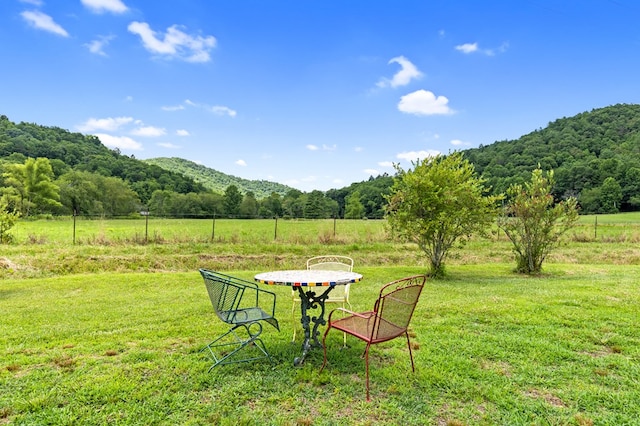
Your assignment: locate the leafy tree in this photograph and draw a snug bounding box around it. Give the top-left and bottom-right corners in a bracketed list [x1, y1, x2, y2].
[1, 157, 61, 216]
[239, 191, 259, 218]
[385, 152, 501, 278]
[600, 177, 622, 213]
[56, 170, 101, 215]
[344, 190, 365, 219]
[0, 197, 20, 243]
[497, 168, 579, 274]
[304, 190, 328, 219]
[260, 192, 283, 218]
[223, 185, 242, 217]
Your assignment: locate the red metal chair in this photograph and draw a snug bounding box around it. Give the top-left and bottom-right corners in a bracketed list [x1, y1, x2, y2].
[320, 275, 426, 400]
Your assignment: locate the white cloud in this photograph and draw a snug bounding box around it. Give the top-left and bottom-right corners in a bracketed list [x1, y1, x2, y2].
[451, 139, 471, 147]
[176, 129, 190, 136]
[455, 42, 478, 54]
[364, 169, 380, 176]
[131, 126, 166, 137]
[158, 142, 180, 149]
[95, 133, 142, 151]
[21, 10, 69, 37]
[84, 35, 115, 56]
[81, 0, 128, 14]
[378, 161, 394, 168]
[19, 0, 44, 6]
[77, 116, 134, 132]
[354, 146, 364, 152]
[455, 41, 509, 56]
[306, 144, 319, 151]
[332, 178, 343, 185]
[210, 105, 237, 117]
[322, 144, 337, 151]
[127, 22, 217, 63]
[162, 104, 185, 111]
[398, 89, 454, 115]
[377, 56, 423, 88]
[235, 159, 247, 166]
[396, 150, 440, 163]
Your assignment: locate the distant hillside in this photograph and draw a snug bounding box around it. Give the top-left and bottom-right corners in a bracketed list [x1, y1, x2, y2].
[463, 103, 640, 212]
[143, 157, 295, 198]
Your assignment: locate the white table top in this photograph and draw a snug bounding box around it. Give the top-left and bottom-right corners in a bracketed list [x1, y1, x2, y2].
[254, 269, 363, 287]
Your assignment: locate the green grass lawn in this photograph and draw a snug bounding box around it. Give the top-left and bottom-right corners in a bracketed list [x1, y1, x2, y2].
[2, 264, 639, 425]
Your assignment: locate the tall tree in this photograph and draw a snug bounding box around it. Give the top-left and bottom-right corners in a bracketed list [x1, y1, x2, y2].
[1, 157, 61, 216]
[498, 168, 579, 274]
[385, 152, 501, 278]
[344, 190, 365, 219]
[223, 185, 242, 217]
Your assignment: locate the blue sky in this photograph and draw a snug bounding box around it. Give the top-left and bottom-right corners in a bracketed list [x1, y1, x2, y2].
[2, 0, 640, 192]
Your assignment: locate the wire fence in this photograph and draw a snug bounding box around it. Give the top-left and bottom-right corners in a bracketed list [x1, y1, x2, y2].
[12, 214, 389, 245]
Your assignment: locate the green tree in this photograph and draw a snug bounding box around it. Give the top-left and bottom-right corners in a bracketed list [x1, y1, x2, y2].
[385, 152, 501, 278]
[239, 191, 259, 218]
[56, 170, 101, 215]
[1, 157, 61, 216]
[0, 197, 20, 243]
[344, 190, 365, 219]
[600, 177, 622, 213]
[223, 185, 242, 217]
[498, 168, 579, 274]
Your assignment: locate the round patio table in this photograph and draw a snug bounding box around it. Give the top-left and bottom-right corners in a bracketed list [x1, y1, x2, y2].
[255, 269, 363, 366]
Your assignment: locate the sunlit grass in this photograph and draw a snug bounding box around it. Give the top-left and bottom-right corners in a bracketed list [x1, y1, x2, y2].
[2, 266, 639, 424]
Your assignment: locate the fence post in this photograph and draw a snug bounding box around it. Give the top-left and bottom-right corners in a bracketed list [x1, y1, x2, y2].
[140, 209, 149, 243]
[333, 217, 337, 237]
[274, 216, 278, 240]
[594, 215, 597, 240]
[73, 210, 77, 245]
[211, 213, 216, 242]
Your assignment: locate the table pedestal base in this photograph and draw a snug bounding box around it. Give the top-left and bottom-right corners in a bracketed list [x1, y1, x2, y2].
[293, 286, 333, 366]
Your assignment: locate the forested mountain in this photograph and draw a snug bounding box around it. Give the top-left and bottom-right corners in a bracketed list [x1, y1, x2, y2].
[143, 157, 294, 198]
[2, 103, 640, 218]
[0, 115, 205, 204]
[463, 103, 640, 213]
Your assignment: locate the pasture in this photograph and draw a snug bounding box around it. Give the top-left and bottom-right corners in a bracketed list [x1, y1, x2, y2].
[2, 215, 640, 424]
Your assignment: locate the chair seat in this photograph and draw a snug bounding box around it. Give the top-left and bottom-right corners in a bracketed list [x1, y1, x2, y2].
[330, 312, 406, 343]
[220, 307, 279, 330]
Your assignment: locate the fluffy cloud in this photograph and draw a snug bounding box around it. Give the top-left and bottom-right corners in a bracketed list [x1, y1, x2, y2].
[94, 133, 142, 151]
[176, 129, 190, 136]
[210, 106, 237, 117]
[377, 56, 423, 88]
[84, 35, 115, 56]
[77, 117, 134, 132]
[455, 42, 478, 54]
[235, 159, 247, 166]
[127, 22, 217, 63]
[81, 0, 128, 14]
[396, 150, 441, 163]
[306, 144, 319, 151]
[398, 89, 454, 115]
[21, 10, 68, 37]
[455, 41, 509, 56]
[131, 126, 166, 137]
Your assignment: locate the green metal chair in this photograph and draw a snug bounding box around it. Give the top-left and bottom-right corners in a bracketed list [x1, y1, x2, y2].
[199, 269, 280, 370]
[320, 275, 426, 400]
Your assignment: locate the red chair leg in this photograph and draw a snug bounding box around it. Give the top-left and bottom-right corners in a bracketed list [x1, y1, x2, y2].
[405, 332, 415, 373]
[364, 344, 371, 401]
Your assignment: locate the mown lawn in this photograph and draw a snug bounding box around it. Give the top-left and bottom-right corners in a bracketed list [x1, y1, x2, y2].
[2, 264, 639, 425]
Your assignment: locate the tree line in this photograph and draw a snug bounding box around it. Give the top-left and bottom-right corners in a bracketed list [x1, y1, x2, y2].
[3, 103, 640, 221]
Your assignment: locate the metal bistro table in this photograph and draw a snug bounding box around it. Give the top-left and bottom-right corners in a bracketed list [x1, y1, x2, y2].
[255, 269, 363, 366]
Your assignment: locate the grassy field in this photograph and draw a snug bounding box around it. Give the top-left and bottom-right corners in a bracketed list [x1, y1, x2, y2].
[2, 215, 640, 424]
